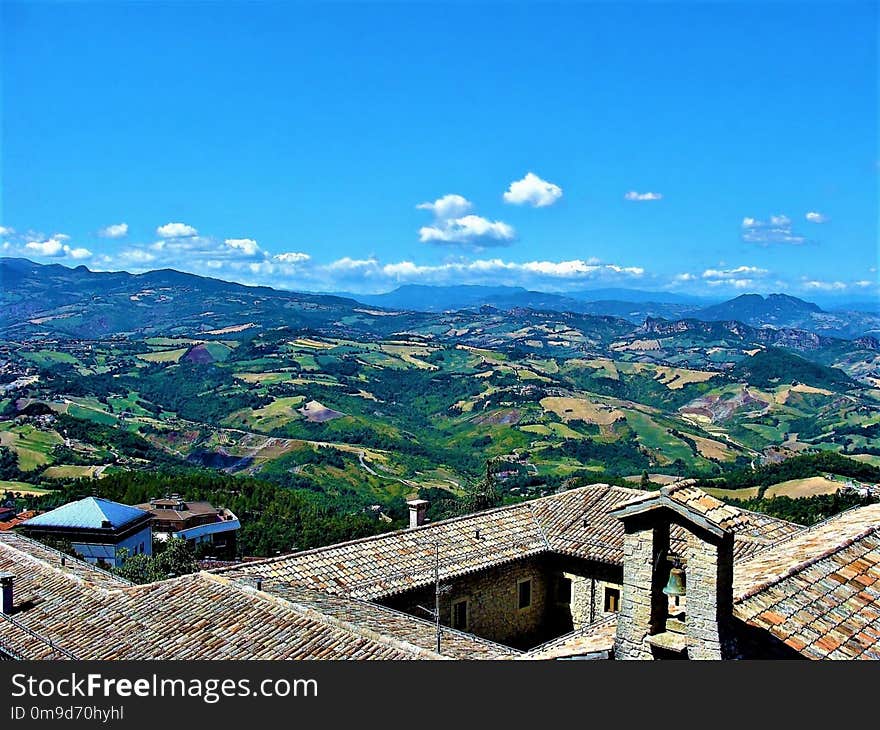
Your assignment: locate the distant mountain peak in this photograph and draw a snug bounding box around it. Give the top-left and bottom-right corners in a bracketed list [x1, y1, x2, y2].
[695, 293, 824, 325]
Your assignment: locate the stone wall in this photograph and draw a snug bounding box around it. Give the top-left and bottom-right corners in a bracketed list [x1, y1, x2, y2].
[554, 558, 622, 631]
[613, 510, 738, 661]
[614, 521, 669, 660]
[683, 530, 735, 660]
[383, 556, 550, 648]
[382, 555, 622, 650]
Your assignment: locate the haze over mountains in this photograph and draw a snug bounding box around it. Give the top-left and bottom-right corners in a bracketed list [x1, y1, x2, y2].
[1, 258, 878, 341]
[343, 284, 878, 339]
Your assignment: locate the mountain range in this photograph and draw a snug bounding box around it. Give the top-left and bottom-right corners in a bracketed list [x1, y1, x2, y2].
[344, 283, 878, 339]
[1, 258, 878, 340]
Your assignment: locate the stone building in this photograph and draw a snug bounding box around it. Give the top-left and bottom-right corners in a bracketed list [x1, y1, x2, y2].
[1, 482, 879, 660]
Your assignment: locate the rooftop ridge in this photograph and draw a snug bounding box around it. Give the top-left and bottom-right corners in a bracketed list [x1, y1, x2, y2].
[526, 503, 552, 551]
[525, 614, 617, 655]
[735, 523, 880, 602]
[0, 531, 132, 589]
[202, 572, 448, 660]
[734, 500, 880, 567]
[23, 496, 149, 531]
[213, 482, 627, 575]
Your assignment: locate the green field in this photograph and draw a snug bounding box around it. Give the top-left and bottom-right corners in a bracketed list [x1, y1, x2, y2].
[0, 423, 64, 471]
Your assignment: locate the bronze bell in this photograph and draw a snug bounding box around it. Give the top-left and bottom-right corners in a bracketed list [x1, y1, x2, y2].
[663, 566, 686, 597]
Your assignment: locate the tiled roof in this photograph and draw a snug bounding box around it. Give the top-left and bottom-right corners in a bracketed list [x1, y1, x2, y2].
[217, 484, 800, 600]
[0, 531, 515, 659]
[0, 510, 40, 531]
[0, 532, 452, 660]
[218, 500, 549, 600]
[1, 483, 838, 661]
[22, 497, 149, 531]
[609, 483, 752, 534]
[250, 581, 519, 659]
[0, 530, 130, 591]
[733, 504, 880, 660]
[521, 615, 617, 660]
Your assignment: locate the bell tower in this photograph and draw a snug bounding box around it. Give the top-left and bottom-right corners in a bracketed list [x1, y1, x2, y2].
[610, 485, 738, 660]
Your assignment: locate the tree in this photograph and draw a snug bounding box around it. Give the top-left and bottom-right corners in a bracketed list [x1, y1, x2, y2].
[115, 551, 164, 583]
[114, 538, 197, 584]
[640, 470, 650, 490]
[155, 537, 198, 577]
[459, 460, 502, 515]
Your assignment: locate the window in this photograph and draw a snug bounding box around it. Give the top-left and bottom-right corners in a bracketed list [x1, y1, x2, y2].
[451, 599, 468, 631]
[517, 579, 532, 610]
[555, 576, 572, 605]
[604, 587, 620, 613]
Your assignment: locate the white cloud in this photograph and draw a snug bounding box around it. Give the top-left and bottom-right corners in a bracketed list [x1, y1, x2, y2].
[99, 222, 128, 238]
[705, 278, 754, 289]
[25, 236, 91, 260]
[801, 279, 848, 291]
[323, 257, 643, 287]
[417, 194, 515, 246]
[416, 194, 473, 220]
[156, 222, 198, 238]
[0, 226, 13, 237]
[225, 238, 261, 256]
[119, 249, 157, 264]
[26, 238, 65, 257]
[701, 265, 768, 289]
[624, 191, 663, 201]
[740, 214, 805, 245]
[419, 215, 515, 246]
[674, 273, 697, 282]
[273, 252, 311, 264]
[702, 265, 768, 279]
[503, 173, 563, 207]
[327, 257, 377, 272]
[805, 211, 829, 224]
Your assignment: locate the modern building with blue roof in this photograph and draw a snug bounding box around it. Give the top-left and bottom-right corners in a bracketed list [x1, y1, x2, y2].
[21, 497, 152, 568]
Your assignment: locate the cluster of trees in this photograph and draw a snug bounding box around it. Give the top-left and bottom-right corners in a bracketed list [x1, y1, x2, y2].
[726, 492, 876, 526]
[543, 433, 652, 476]
[564, 367, 714, 411]
[695, 452, 880, 495]
[726, 348, 853, 390]
[0, 446, 23, 482]
[133, 362, 269, 423]
[34, 470, 391, 558]
[115, 538, 198, 584]
[54, 414, 175, 465]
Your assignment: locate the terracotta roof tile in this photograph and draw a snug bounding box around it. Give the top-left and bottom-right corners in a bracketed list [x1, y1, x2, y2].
[733, 504, 880, 660]
[217, 483, 799, 600]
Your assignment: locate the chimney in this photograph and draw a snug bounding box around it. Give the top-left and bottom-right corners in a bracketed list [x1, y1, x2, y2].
[0, 572, 14, 615]
[406, 499, 429, 529]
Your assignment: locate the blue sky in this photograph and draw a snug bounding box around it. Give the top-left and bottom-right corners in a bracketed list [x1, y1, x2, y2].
[1, 1, 877, 299]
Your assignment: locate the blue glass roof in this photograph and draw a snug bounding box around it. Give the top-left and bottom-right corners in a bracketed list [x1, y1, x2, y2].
[23, 497, 149, 530]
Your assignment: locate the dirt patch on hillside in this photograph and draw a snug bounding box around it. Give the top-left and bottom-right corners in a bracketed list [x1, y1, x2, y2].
[298, 400, 345, 423]
[471, 408, 521, 426]
[183, 344, 214, 364]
